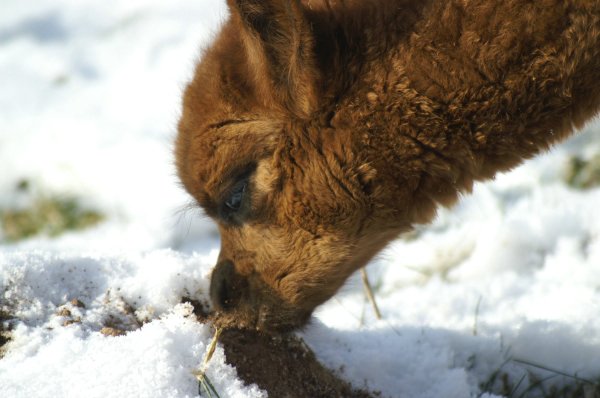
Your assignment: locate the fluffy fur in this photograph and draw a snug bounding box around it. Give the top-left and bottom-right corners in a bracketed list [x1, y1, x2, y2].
[176, 0, 600, 331]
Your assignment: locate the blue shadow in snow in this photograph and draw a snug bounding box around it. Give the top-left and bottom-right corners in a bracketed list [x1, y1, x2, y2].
[0, 11, 68, 44]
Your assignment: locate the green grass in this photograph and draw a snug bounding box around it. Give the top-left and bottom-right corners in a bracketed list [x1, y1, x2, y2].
[479, 357, 600, 398]
[0, 180, 105, 242]
[564, 154, 600, 189]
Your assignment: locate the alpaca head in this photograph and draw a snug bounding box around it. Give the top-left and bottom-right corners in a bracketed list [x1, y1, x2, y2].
[176, 0, 600, 331]
[176, 0, 413, 331]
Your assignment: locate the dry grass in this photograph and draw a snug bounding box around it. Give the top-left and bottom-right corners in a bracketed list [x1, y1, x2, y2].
[361, 268, 382, 320]
[194, 328, 223, 398]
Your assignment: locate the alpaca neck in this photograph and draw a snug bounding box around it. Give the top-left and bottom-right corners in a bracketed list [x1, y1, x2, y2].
[323, 0, 600, 226]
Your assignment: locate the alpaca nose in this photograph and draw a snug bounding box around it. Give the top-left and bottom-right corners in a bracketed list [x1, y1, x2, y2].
[210, 260, 248, 311]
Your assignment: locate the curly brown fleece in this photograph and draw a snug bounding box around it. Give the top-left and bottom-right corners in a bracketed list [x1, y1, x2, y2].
[175, 0, 600, 331]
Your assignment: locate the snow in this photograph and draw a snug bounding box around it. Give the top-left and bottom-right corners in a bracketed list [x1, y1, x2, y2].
[1, 1, 599, 397]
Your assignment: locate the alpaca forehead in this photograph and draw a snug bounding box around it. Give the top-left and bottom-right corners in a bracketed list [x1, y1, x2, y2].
[202, 121, 280, 164]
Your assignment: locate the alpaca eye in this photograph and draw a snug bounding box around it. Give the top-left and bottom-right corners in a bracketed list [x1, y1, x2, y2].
[224, 180, 246, 212]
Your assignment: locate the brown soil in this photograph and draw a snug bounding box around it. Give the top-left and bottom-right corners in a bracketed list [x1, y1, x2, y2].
[183, 297, 376, 398]
[220, 329, 375, 398]
[0, 309, 12, 358]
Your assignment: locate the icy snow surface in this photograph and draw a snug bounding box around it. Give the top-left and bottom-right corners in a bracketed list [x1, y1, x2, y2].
[1, 1, 600, 397]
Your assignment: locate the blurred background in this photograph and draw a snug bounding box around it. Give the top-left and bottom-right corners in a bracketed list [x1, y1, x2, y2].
[0, 0, 230, 253]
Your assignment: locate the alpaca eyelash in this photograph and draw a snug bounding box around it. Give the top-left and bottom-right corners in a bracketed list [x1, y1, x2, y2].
[216, 163, 257, 220]
[224, 180, 247, 212]
[218, 175, 252, 224]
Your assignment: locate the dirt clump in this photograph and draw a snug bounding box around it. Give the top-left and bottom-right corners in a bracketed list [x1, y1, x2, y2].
[0, 309, 13, 358]
[183, 297, 376, 398]
[220, 329, 375, 398]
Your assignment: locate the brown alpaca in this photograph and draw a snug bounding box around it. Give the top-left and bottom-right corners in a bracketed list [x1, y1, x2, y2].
[175, 0, 600, 331]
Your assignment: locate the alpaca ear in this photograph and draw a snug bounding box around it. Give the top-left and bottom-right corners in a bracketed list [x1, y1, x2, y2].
[227, 0, 318, 117]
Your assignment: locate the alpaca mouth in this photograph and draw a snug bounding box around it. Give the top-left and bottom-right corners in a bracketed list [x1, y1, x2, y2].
[209, 294, 311, 333]
[209, 260, 312, 332]
[255, 304, 311, 333]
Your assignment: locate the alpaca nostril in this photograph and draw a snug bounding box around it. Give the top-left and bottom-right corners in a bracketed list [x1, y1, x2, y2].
[210, 260, 247, 311]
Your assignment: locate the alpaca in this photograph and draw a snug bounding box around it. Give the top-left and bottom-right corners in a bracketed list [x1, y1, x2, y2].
[175, 0, 600, 331]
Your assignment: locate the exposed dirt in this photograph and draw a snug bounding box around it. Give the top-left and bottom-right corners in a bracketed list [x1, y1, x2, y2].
[183, 297, 376, 398]
[0, 309, 13, 359]
[220, 329, 374, 398]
